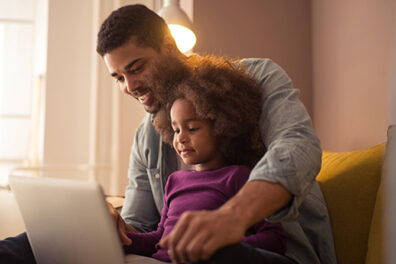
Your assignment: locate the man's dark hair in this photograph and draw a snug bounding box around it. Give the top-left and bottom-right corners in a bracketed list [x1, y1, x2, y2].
[96, 4, 170, 56]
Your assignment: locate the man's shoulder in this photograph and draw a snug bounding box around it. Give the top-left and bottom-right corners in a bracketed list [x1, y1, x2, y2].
[237, 58, 285, 74]
[237, 58, 292, 92]
[237, 58, 277, 71]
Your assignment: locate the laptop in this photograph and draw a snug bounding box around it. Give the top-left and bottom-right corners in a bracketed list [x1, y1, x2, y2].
[9, 175, 166, 264]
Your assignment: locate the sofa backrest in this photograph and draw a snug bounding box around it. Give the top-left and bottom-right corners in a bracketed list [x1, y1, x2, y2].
[316, 143, 385, 264]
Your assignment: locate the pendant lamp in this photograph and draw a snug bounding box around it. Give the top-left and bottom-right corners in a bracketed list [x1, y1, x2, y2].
[158, 0, 197, 53]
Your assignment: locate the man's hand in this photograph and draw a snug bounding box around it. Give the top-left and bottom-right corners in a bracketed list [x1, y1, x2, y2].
[159, 208, 246, 264]
[107, 202, 137, 245]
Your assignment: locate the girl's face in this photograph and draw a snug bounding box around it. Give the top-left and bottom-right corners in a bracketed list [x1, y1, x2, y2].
[170, 98, 224, 171]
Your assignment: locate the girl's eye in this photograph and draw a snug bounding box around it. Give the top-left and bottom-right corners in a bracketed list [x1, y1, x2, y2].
[189, 127, 199, 132]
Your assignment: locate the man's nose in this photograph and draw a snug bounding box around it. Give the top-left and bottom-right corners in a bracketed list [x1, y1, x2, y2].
[122, 77, 141, 95]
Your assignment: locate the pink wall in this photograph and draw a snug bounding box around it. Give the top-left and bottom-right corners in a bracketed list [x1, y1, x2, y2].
[312, 0, 396, 151]
[193, 0, 395, 152]
[193, 0, 313, 116]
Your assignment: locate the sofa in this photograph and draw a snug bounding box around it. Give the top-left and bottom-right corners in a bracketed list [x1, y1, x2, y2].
[316, 125, 395, 264]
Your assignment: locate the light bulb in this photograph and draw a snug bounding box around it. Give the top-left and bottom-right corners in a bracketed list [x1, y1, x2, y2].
[168, 24, 197, 53]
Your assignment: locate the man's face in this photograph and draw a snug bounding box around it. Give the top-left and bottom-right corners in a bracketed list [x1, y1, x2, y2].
[103, 41, 164, 113]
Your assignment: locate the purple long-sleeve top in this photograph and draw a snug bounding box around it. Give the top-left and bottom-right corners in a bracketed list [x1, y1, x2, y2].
[124, 165, 287, 262]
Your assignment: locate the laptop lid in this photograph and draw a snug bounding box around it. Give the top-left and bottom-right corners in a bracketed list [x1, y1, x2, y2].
[9, 175, 125, 264]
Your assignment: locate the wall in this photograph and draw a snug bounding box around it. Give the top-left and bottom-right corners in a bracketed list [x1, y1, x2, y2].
[40, 0, 153, 194]
[312, 0, 396, 151]
[43, 0, 93, 166]
[193, 0, 313, 115]
[194, 0, 396, 152]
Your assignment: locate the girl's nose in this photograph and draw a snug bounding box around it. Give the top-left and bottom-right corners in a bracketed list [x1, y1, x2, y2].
[178, 130, 188, 143]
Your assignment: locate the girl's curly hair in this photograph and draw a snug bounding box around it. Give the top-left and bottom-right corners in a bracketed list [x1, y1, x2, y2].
[153, 55, 265, 168]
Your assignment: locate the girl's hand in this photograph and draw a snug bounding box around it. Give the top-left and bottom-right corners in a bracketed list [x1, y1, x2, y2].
[107, 202, 137, 245]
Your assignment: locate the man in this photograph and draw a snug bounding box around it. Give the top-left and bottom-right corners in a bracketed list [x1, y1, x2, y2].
[98, 4, 336, 264]
[0, 4, 336, 264]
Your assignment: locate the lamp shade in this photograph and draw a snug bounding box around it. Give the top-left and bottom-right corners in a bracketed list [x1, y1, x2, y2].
[158, 0, 196, 53]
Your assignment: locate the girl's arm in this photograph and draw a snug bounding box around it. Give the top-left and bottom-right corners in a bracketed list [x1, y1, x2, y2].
[124, 190, 170, 256]
[124, 227, 164, 256]
[242, 220, 287, 255]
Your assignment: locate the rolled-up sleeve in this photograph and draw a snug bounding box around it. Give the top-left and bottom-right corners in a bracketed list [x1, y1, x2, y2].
[241, 59, 322, 222]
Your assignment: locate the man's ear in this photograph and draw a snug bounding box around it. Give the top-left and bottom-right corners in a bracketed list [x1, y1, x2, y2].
[162, 35, 179, 55]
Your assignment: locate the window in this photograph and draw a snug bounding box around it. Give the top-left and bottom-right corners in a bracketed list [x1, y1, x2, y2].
[0, 0, 36, 186]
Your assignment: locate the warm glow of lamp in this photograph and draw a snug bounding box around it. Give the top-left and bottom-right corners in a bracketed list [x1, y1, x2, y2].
[168, 24, 196, 53]
[158, 0, 196, 53]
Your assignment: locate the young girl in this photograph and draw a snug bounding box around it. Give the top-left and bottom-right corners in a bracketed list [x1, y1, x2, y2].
[124, 56, 288, 263]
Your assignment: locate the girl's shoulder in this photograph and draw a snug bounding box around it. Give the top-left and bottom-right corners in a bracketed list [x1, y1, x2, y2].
[168, 166, 251, 182]
[221, 165, 252, 175]
[212, 165, 252, 187]
[220, 165, 252, 194]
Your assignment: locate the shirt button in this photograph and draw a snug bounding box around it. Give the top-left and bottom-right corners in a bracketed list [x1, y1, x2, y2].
[155, 173, 160, 179]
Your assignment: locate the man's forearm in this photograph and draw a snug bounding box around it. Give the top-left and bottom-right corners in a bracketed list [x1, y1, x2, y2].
[219, 180, 292, 230]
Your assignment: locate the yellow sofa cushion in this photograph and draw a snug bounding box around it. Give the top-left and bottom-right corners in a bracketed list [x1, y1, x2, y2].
[316, 143, 385, 264]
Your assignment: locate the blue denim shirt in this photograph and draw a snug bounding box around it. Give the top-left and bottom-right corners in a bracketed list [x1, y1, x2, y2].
[121, 58, 337, 264]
